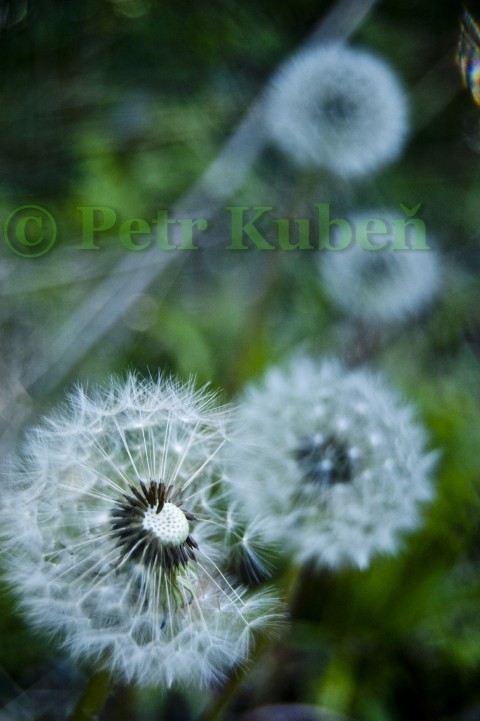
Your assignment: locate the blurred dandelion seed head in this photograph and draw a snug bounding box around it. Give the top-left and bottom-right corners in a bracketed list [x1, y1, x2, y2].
[263, 44, 409, 179]
[231, 358, 436, 570]
[319, 211, 441, 325]
[1, 374, 282, 688]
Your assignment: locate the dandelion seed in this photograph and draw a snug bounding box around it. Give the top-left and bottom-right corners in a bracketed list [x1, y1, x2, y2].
[230, 357, 436, 570]
[1, 374, 282, 688]
[319, 211, 441, 325]
[263, 44, 408, 179]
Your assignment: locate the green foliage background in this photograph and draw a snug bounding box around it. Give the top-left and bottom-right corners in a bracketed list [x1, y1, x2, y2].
[1, 1, 480, 720]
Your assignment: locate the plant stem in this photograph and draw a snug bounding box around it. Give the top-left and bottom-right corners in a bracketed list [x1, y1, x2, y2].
[68, 669, 112, 721]
[197, 631, 274, 721]
[197, 667, 248, 721]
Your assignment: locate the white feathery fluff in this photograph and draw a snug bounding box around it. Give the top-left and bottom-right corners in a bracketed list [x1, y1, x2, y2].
[1, 374, 282, 688]
[263, 43, 409, 179]
[229, 357, 436, 570]
[319, 210, 441, 325]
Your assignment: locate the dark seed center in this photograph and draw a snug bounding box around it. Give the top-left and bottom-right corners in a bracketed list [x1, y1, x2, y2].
[320, 94, 358, 123]
[294, 433, 354, 488]
[110, 479, 198, 572]
[360, 252, 393, 283]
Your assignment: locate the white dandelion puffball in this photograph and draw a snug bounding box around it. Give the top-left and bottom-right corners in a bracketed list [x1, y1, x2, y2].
[1, 375, 281, 688]
[231, 358, 436, 570]
[319, 211, 441, 325]
[263, 44, 409, 178]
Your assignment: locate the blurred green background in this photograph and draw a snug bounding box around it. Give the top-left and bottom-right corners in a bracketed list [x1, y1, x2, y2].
[1, 0, 480, 719]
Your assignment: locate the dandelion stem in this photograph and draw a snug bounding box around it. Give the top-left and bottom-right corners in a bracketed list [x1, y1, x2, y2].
[197, 669, 247, 721]
[287, 560, 326, 619]
[197, 635, 271, 721]
[67, 670, 112, 721]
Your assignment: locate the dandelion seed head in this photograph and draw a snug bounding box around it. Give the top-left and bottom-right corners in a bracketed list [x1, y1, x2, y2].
[263, 44, 409, 179]
[1, 374, 282, 688]
[319, 211, 441, 325]
[231, 357, 436, 570]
